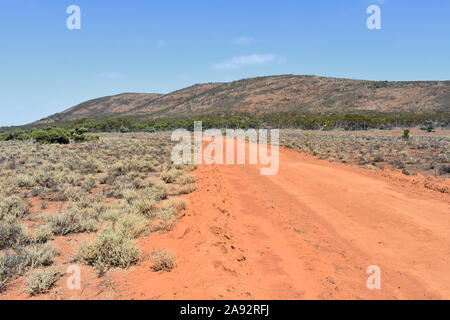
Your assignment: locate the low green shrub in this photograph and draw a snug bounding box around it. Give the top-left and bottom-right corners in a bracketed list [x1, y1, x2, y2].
[0, 126, 99, 144]
[25, 268, 59, 296]
[78, 231, 139, 273]
[0, 196, 30, 222]
[0, 223, 30, 249]
[46, 210, 97, 236]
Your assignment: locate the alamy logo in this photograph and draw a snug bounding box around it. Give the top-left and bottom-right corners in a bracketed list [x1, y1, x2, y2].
[366, 265, 381, 290]
[367, 5, 381, 30]
[66, 5, 81, 30]
[171, 121, 279, 175]
[66, 265, 81, 290]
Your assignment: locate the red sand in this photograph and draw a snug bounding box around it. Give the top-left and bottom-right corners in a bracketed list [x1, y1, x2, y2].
[113, 142, 450, 300]
[3, 141, 449, 300]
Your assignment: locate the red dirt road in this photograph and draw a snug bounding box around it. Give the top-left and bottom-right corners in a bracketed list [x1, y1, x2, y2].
[116, 142, 450, 300]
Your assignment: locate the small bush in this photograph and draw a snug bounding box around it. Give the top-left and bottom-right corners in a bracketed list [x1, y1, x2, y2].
[420, 120, 436, 132]
[25, 268, 59, 296]
[438, 165, 450, 175]
[19, 244, 55, 269]
[119, 126, 130, 133]
[143, 126, 156, 133]
[402, 129, 410, 139]
[0, 196, 30, 222]
[133, 198, 158, 217]
[158, 207, 175, 220]
[176, 174, 196, 185]
[161, 169, 183, 184]
[121, 188, 138, 203]
[63, 185, 86, 202]
[0, 244, 55, 288]
[100, 207, 125, 223]
[81, 175, 96, 192]
[15, 174, 35, 188]
[0, 223, 30, 249]
[147, 182, 168, 200]
[31, 224, 54, 244]
[47, 210, 97, 236]
[149, 216, 178, 233]
[33, 172, 56, 188]
[150, 249, 176, 272]
[402, 168, 412, 176]
[78, 231, 139, 273]
[171, 184, 197, 195]
[162, 199, 187, 216]
[115, 213, 148, 239]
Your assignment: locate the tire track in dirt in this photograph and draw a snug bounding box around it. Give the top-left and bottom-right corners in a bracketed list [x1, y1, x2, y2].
[115, 143, 450, 299]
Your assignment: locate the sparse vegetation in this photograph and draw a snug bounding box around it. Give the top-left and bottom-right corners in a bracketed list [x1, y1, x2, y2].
[150, 249, 176, 272]
[46, 209, 97, 236]
[24, 268, 59, 296]
[0, 243, 55, 292]
[78, 231, 139, 273]
[280, 129, 450, 177]
[0, 133, 196, 295]
[0, 223, 30, 249]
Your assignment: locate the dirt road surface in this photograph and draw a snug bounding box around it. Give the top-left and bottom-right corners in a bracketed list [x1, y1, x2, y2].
[114, 140, 450, 300]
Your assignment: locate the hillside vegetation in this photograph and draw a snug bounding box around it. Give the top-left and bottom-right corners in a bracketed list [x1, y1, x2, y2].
[33, 75, 450, 125]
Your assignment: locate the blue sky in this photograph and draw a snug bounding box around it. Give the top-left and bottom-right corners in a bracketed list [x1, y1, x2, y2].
[0, 0, 449, 126]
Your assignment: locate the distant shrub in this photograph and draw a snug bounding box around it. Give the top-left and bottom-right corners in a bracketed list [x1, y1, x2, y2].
[119, 125, 130, 133]
[438, 165, 450, 175]
[31, 128, 70, 144]
[143, 126, 156, 133]
[0, 130, 30, 141]
[420, 120, 436, 132]
[0, 126, 99, 144]
[70, 127, 89, 135]
[72, 133, 99, 142]
[402, 168, 412, 176]
[402, 129, 410, 139]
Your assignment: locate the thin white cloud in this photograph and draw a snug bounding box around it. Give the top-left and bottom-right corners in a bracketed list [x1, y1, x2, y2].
[213, 54, 277, 70]
[233, 36, 254, 46]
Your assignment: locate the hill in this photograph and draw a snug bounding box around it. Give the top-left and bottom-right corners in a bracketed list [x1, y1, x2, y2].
[34, 75, 450, 125]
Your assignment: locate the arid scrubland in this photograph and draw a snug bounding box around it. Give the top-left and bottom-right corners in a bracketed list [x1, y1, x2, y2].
[280, 129, 450, 178]
[0, 133, 196, 295]
[1, 128, 448, 298]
